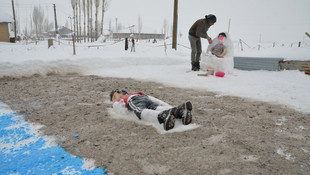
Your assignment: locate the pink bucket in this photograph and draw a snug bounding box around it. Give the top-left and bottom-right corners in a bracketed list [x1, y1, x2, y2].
[215, 72, 225, 77]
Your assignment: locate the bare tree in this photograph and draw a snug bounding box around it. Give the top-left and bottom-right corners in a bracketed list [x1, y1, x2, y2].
[138, 15, 142, 35]
[75, 0, 79, 42]
[71, 0, 76, 39]
[115, 18, 117, 33]
[117, 22, 123, 32]
[87, 0, 90, 42]
[95, 0, 99, 40]
[179, 30, 183, 38]
[100, 0, 109, 35]
[79, 0, 82, 42]
[90, 0, 93, 41]
[80, 0, 109, 42]
[108, 19, 112, 36]
[162, 19, 169, 38]
[65, 20, 69, 28]
[83, 0, 86, 42]
[32, 5, 44, 37]
[30, 13, 33, 36]
[14, 1, 19, 37]
[22, 12, 29, 39]
[44, 5, 49, 33]
[43, 18, 53, 33]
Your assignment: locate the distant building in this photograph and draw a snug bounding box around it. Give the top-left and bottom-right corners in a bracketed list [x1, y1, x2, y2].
[58, 26, 73, 38]
[0, 11, 14, 42]
[47, 26, 73, 38]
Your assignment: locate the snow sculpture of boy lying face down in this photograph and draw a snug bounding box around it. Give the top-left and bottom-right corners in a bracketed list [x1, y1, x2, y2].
[201, 32, 234, 74]
[110, 88, 193, 131]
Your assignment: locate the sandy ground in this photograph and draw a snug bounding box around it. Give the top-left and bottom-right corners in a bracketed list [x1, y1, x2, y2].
[0, 73, 309, 175]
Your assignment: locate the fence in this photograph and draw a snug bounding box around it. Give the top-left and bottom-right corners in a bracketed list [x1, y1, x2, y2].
[279, 60, 310, 75]
[111, 33, 165, 40]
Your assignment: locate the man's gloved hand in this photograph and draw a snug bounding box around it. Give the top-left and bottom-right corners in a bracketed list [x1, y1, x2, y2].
[207, 37, 213, 44]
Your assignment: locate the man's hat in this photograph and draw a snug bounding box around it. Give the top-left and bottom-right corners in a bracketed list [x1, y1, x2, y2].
[205, 14, 217, 23]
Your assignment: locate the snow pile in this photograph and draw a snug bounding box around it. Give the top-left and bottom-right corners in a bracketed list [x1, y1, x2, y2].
[0, 11, 13, 23]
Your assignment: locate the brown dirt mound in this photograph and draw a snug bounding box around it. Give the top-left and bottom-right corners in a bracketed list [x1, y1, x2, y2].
[0, 73, 309, 174]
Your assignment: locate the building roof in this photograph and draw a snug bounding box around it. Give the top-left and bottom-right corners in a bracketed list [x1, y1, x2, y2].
[0, 11, 14, 23]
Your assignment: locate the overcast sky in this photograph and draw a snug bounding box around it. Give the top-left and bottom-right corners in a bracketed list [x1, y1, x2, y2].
[0, 0, 309, 44]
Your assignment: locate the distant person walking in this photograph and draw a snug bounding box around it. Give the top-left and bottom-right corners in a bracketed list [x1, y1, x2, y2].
[125, 38, 129, 51]
[131, 37, 135, 52]
[189, 14, 217, 71]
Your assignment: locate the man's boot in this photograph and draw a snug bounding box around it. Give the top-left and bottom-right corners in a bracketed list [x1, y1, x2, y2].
[196, 62, 200, 71]
[192, 62, 198, 71]
[191, 62, 196, 71]
[158, 107, 176, 130]
[175, 101, 192, 125]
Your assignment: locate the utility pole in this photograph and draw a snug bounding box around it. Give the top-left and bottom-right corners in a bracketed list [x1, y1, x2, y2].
[53, 4, 59, 35]
[11, 0, 17, 42]
[227, 18, 231, 33]
[115, 18, 118, 33]
[172, 0, 178, 50]
[72, 34, 76, 55]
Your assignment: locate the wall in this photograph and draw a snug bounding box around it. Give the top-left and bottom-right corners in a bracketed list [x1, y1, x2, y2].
[0, 23, 10, 42]
[234, 56, 284, 71]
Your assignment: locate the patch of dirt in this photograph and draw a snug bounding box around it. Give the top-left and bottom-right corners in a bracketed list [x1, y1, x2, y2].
[0, 73, 309, 174]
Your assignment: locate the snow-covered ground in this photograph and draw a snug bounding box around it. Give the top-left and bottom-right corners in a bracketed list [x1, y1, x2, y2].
[0, 0, 309, 173]
[0, 37, 310, 174]
[1, 38, 309, 114]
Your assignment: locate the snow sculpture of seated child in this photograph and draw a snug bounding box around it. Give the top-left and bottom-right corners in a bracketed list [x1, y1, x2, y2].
[211, 33, 227, 58]
[201, 32, 234, 74]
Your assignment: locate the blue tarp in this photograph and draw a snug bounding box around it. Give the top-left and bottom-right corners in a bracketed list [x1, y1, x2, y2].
[0, 102, 107, 175]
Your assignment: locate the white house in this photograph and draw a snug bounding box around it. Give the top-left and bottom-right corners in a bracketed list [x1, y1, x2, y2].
[0, 11, 14, 42]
